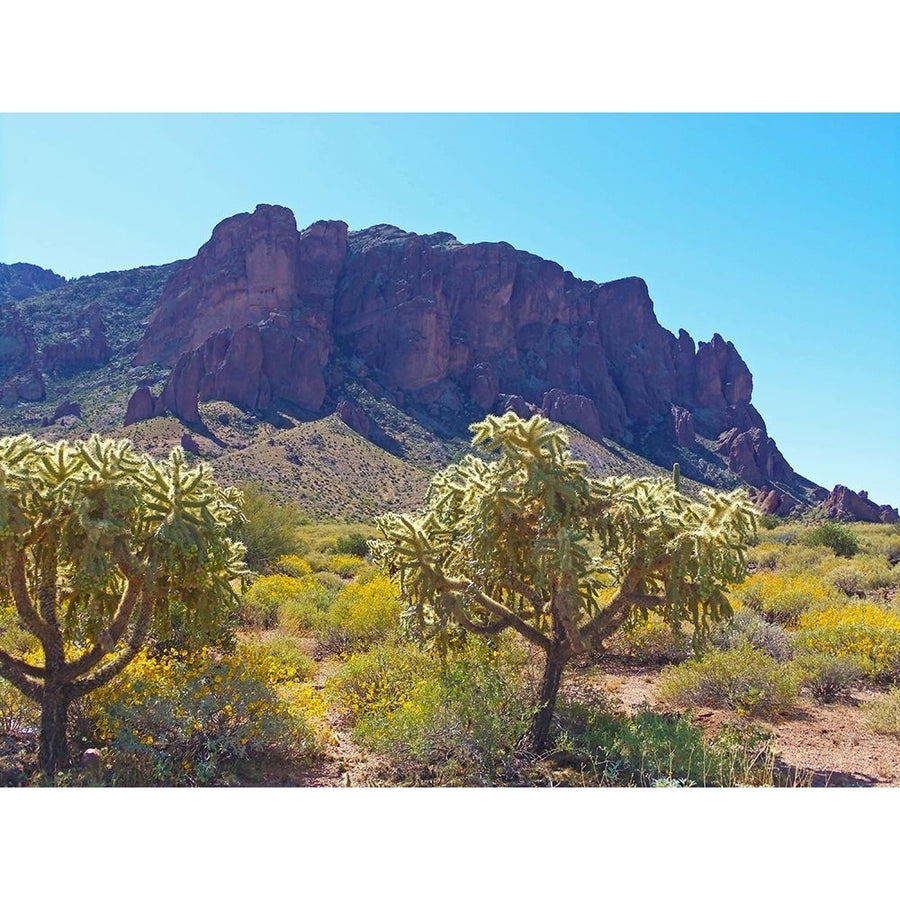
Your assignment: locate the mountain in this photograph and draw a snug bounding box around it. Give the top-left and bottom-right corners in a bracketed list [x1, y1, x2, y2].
[0, 204, 896, 525]
[0, 262, 66, 303]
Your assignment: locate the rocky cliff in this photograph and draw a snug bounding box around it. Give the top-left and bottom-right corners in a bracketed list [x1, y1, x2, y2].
[129, 203, 820, 513]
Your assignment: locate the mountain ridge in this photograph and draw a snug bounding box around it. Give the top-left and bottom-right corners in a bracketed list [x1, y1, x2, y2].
[1, 204, 896, 524]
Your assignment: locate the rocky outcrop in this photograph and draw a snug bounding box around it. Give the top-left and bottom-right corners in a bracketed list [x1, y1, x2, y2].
[0, 367, 45, 407]
[337, 399, 371, 438]
[134, 203, 870, 513]
[42, 304, 111, 375]
[136, 205, 347, 367]
[0, 306, 38, 380]
[51, 400, 82, 422]
[822, 485, 899, 524]
[670, 405, 696, 446]
[716, 426, 794, 488]
[124, 386, 165, 425]
[0, 263, 65, 303]
[159, 319, 328, 423]
[541, 389, 604, 443]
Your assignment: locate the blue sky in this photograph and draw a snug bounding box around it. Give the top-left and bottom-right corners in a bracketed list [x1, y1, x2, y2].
[1, 113, 898, 506]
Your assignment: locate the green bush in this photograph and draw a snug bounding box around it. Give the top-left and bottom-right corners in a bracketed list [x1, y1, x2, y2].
[552, 702, 777, 787]
[231, 483, 305, 571]
[656, 646, 798, 716]
[326, 642, 435, 726]
[802, 522, 860, 558]
[862, 688, 900, 737]
[606, 612, 692, 664]
[791, 652, 865, 702]
[240, 573, 337, 635]
[238, 634, 317, 683]
[355, 642, 535, 784]
[0, 678, 39, 736]
[333, 532, 370, 557]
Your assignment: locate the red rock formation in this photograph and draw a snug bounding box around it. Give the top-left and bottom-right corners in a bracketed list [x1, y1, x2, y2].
[337, 399, 371, 438]
[670, 406, 696, 446]
[124, 386, 164, 425]
[136, 206, 346, 367]
[541, 389, 604, 443]
[42, 304, 111, 375]
[137, 204, 836, 510]
[823, 485, 899, 524]
[716, 426, 794, 488]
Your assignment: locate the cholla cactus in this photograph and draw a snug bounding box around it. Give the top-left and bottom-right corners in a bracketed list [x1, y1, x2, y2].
[0, 434, 246, 774]
[371, 412, 757, 753]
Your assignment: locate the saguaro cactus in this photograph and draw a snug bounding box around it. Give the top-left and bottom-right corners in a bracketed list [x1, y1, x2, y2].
[371, 413, 757, 753]
[0, 434, 245, 774]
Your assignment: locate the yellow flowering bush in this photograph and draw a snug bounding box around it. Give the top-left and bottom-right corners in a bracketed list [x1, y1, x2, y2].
[355, 642, 535, 784]
[793, 604, 900, 680]
[323, 553, 371, 578]
[271, 555, 314, 577]
[320, 574, 402, 653]
[88, 649, 320, 785]
[239, 573, 337, 634]
[733, 572, 840, 625]
[326, 642, 434, 726]
[238, 634, 317, 683]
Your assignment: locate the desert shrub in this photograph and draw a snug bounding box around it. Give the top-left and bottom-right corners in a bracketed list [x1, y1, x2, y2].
[791, 652, 866, 702]
[827, 563, 866, 596]
[777, 543, 843, 576]
[238, 634, 317, 683]
[326, 642, 435, 726]
[793, 604, 900, 680]
[312, 570, 347, 593]
[733, 572, 840, 625]
[748, 542, 782, 571]
[231, 483, 305, 571]
[606, 612, 692, 664]
[862, 688, 900, 737]
[278, 579, 339, 636]
[271, 555, 314, 578]
[355, 642, 535, 784]
[802, 522, 860, 558]
[319, 574, 402, 653]
[333, 532, 370, 557]
[239, 574, 301, 629]
[656, 646, 798, 716]
[88, 649, 320, 785]
[552, 702, 776, 786]
[322, 553, 370, 578]
[710, 607, 794, 662]
[758, 514, 782, 531]
[240, 573, 337, 635]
